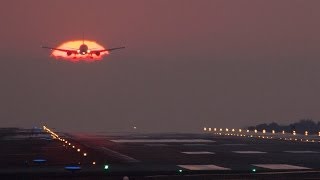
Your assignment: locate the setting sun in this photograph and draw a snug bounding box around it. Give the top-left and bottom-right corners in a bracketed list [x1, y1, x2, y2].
[51, 40, 109, 62]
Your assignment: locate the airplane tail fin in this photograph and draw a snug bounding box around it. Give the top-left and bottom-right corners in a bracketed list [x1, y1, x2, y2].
[82, 33, 84, 44]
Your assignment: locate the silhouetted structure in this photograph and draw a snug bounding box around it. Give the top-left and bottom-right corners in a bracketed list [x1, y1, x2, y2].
[247, 119, 320, 134]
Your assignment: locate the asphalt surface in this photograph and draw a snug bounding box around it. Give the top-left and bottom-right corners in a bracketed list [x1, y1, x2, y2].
[1, 128, 320, 179]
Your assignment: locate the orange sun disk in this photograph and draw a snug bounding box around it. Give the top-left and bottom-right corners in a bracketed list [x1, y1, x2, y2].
[51, 40, 109, 62]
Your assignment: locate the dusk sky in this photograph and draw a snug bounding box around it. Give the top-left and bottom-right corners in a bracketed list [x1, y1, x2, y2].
[1, 0, 320, 132]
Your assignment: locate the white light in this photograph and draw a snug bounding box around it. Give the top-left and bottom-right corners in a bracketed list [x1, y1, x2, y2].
[262, 129, 266, 134]
[204, 127, 207, 131]
[208, 128, 211, 131]
[272, 130, 275, 134]
[77, 149, 80, 152]
[254, 129, 257, 133]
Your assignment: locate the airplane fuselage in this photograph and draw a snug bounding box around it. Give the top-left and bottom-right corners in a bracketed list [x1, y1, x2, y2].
[79, 44, 89, 55]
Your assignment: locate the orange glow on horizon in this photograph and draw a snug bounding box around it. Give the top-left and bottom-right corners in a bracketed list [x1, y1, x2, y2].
[51, 40, 109, 62]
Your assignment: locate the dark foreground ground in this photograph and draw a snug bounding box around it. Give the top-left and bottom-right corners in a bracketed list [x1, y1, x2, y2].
[1, 128, 320, 179]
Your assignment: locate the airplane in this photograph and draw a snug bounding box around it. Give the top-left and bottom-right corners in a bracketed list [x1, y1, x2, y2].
[41, 38, 125, 58]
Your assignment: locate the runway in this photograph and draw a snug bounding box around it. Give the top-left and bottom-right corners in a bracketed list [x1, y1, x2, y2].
[1, 128, 320, 179]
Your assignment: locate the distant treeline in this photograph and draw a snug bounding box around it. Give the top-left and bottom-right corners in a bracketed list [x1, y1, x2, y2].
[247, 119, 320, 134]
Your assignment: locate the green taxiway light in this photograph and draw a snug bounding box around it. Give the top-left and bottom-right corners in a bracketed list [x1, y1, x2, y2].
[104, 165, 109, 170]
[252, 168, 256, 172]
[178, 169, 183, 173]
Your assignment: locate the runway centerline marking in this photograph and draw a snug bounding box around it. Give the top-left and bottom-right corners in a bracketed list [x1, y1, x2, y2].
[233, 151, 267, 154]
[253, 164, 311, 170]
[178, 164, 230, 170]
[145, 144, 169, 146]
[100, 147, 139, 163]
[222, 144, 246, 146]
[111, 139, 215, 143]
[284, 151, 320, 154]
[181, 151, 215, 155]
[183, 144, 209, 146]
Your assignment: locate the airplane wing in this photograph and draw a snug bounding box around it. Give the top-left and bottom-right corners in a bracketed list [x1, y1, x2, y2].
[41, 46, 77, 53]
[90, 46, 125, 53]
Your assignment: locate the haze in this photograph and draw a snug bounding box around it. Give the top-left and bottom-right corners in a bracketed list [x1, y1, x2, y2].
[1, 0, 320, 132]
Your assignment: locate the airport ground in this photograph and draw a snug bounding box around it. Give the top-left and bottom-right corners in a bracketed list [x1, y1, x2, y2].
[1, 127, 320, 179]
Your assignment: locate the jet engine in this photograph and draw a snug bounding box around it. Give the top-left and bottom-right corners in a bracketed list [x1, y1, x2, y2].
[67, 51, 72, 56]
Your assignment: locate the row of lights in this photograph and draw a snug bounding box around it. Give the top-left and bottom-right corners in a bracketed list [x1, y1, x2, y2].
[204, 127, 320, 143]
[203, 127, 320, 136]
[213, 132, 319, 143]
[42, 125, 95, 165]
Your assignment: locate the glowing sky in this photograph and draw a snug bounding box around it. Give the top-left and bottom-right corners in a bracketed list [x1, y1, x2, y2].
[1, 0, 320, 132]
[51, 40, 109, 62]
